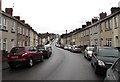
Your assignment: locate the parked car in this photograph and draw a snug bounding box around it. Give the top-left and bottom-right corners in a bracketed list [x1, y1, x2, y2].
[84, 46, 94, 61]
[55, 43, 61, 48]
[7, 46, 44, 68]
[91, 46, 120, 75]
[71, 45, 81, 53]
[37, 46, 51, 59]
[67, 45, 72, 51]
[44, 44, 52, 55]
[104, 57, 120, 81]
[64, 45, 68, 50]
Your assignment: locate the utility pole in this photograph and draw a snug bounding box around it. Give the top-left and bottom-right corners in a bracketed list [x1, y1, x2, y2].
[66, 30, 67, 45]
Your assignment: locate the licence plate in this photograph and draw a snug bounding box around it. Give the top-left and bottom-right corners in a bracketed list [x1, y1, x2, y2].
[11, 56, 18, 58]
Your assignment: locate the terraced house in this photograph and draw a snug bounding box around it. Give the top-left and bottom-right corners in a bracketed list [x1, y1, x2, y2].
[60, 7, 120, 48]
[0, 8, 39, 52]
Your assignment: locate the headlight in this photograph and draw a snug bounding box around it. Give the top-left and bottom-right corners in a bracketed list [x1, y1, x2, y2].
[89, 54, 92, 57]
[40, 51, 43, 53]
[98, 60, 105, 66]
[7, 55, 10, 57]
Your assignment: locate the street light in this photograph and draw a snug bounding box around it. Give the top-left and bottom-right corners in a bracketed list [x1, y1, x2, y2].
[66, 30, 67, 45]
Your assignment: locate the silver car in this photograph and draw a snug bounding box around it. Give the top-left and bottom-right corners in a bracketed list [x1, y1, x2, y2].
[84, 47, 94, 60]
[104, 57, 120, 81]
[71, 45, 81, 53]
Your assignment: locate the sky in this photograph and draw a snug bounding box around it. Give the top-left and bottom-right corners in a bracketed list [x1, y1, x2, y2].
[1, 0, 120, 34]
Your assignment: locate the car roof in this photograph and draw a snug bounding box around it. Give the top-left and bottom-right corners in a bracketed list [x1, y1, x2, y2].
[13, 46, 32, 50]
[96, 46, 117, 49]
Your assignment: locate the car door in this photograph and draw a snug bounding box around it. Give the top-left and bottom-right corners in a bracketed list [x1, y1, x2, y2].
[84, 48, 88, 57]
[91, 47, 98, 66]
[28, 47, 38, 60]
[34, 47, 41, 60]
[106, 58, 120, 81]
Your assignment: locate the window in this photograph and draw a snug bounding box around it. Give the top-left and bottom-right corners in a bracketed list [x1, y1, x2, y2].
[106, 38, 112, 47]
[99, 48, 119, 57]
[19, 27, 22, 34]
[105, 21, 107, 29]
[108, 19, 112, 29]
[94, 39, 98, 46]
[17, 27, 20, 33]
[3, 38, 7, 51]
[18, 41, 22, 46]
[112, 58, 120, 74]
[26, 29, 28, 36]
[0, 39, 1, 50]
[23, 28, 25, 35]
[10, 47, 25, 53]
[100, 23, 102, 32]
[3, 18, 7, 30]
[114, 16, 118, 28]
[114, 59, 120, 73]
[29, 47, 34, 51]
[11, 21, 15, 32]
[11, 39, 15, 48]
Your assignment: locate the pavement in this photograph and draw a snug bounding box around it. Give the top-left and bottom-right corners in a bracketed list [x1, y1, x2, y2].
[2, 61, 9, 70]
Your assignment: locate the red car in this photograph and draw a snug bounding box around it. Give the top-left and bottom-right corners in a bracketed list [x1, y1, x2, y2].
[7, 46, 44, 68]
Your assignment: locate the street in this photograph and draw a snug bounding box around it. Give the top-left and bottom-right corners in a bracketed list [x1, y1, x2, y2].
[2, 41, 105, 80]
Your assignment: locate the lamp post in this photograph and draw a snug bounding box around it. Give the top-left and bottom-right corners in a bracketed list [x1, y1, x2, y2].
[66, 30, 67, 45]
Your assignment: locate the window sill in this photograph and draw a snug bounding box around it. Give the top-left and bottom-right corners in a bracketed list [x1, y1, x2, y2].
[1, 29, 8, 32]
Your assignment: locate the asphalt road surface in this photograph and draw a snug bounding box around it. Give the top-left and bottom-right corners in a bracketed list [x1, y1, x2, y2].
[2, 41, 105, 80]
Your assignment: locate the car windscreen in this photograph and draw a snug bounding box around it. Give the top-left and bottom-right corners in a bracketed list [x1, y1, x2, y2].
[98, 48, 120, 57]
[75, 46, 80, 48]
[88, 47, 94, 51]
[10, 47, 25, 53]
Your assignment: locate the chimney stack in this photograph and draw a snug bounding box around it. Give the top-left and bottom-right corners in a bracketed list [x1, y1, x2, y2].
[99, 12, 107, 19]
[21, 20, 25, 23]
[86, 21, 91, 26]
[5, 8, 13, 16]
[82, 25, 86, 28]
[92, 18, 98, 23]
[14, 16, 20, 20]
[111, 7, 120, 14]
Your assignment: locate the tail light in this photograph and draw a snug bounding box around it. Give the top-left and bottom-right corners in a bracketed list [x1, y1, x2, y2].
[22, 53, 28, 56]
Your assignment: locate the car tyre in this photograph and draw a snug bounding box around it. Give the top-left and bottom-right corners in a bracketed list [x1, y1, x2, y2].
[95, 65, 99, 74]
[91, 62, 94, 67]
[28, 58, 33, 67]
[40, 56, 44, 62]
[9, 64, 16, 69]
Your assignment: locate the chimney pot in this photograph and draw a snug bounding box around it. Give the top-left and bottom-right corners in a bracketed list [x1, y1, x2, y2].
[82, 25, 86, 28]
[14, 16, 20, 20]
[111, 7, 120, 14]
[99, 12, 107, 19]
[21, 20, 25, 23]
[86, 21, 91, 26]
[92, 18, 98, 23]
[5, 8, 13, 16]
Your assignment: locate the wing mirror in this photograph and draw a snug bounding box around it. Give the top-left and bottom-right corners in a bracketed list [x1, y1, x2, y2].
[94, 52, 97, 56]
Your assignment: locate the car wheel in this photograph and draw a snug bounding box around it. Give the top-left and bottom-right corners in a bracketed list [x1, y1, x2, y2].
[28, 58, 33, 67]
[91, 61, 94, 67]
[84, 55, 86, 58]
[95, 65, 99, 74]
[40, 56, 44, 62]
[9, 64, 16, 69]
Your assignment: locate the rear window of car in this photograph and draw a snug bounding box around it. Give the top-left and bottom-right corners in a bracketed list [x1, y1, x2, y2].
[98, 48, 120, 57]
[10, 47, 25, 53]
[88, 47, 94, 51]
